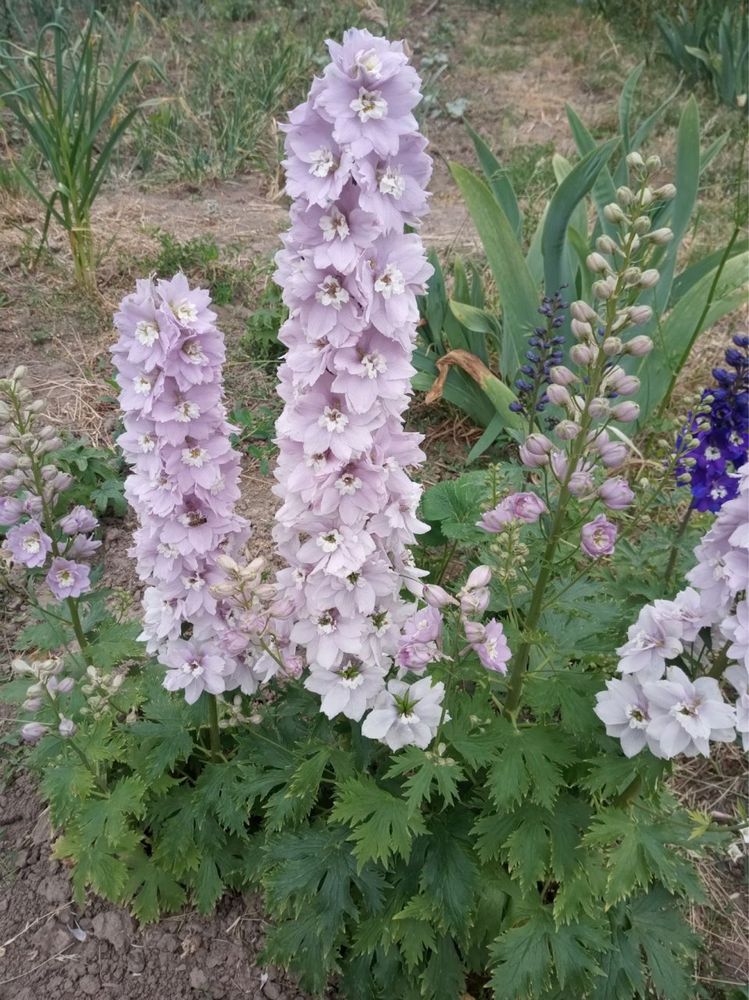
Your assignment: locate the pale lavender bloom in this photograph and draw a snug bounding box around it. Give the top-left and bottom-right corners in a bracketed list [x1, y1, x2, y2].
[6, 519, 52, 568]
[472, 618, 511, 674]
[724, 665, 749, 750]
[58, 506, 98, 535]
[594, 675, 656, 757]
[21, 721, 49, 743]
[617, 604, 683, 679]
[643, 666, 735, 758]
[721, 599, 749, 673]
[162, 638, 230, 704]
[478, 492, 547, 532]
[361, 677, 446, 750]
[46, 558, 91, 599]
[598, 477, 635, 510]
[305, 659, 386, 720]
[0, 496, 23, 526]
[581, 514, 618, 558]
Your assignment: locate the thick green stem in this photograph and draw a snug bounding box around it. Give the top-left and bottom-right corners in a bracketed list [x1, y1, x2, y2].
[207, 695, 221, 762]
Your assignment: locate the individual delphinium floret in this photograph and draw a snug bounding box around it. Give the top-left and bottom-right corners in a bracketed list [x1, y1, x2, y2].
[272, 29, 449, 748]
[675, 334, 748, 512]
[112, 275, 278, 703]
[0, 368, 101, 650]
[595, 461, 749, 758]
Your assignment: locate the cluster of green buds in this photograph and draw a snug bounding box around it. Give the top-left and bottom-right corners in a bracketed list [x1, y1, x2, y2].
[487, 521, 529, 588]
[217, 693, 261, 729]
[80, 664, 126, 718]
[12, 655, 76, 742]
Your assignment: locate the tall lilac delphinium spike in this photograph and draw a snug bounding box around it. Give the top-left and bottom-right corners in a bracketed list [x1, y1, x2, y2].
[272, 29, 446, 746]
[112, 276, 255, 702]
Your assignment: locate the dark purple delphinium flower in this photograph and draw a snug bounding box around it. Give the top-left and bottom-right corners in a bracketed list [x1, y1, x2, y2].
[676, 334, 749, 512]
[510, 289, 567, 419]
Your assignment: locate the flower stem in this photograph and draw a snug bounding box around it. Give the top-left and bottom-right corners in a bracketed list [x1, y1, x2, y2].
[207, 694, 221, 762]
[664, 500, 694, 583]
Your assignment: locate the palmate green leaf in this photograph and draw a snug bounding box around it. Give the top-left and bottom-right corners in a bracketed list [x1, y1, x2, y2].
[41, 761, 95, 825]
[79, 775, 146, 851]
[449, 162, 540, 379]
[87, 619, 144, 669]
[385, 746, 465, 813]
[422, 935, 466, 1000]
[420, 816, 478, 935]
[131, 697, 195, 780]
[627, 889, 698, 999]
[392, 914, 437, 973]
[123, 847, 187, 923]
[490, 904, 607, 1000]
[194, 853, 224, 914]
[331, 775, 428, 869]
[504, 805, 551, 889]
[263, 744, 331, 831]
[487, 721, 575, 811]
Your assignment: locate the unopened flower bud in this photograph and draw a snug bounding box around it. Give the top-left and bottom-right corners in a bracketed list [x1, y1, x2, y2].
[524, 432, 553, 456]
[598, 477, 635, 510]
[28, 398, 45, 413]
[463, 619, 486, 645]
[547, 383, 571, 407]
[596, 235, 618, 255]
[640, 187, 654, 207]
[611, 401, 640, 422]
[645, 154, 662, 171]
[0, 454, 17, 471]
[465, 565, 492, 590]
[550, 365, 576, 386]
[58, 718, 76, 738]
[602, 336, 623, 356]
[632, 215, 651, 234]
[12, 365, 28, 382]
[626, 335, 653, 357]
[628, 305, 652, 326]
[638, 268, 659, 288]
[571, 318, 593, 341]
[21, 721, 47, 743]
[622, 267, 641, 286]
[55, 676, 75, 694]
[626, 151, 645, 169]
[616, 185, 634, 206]
[519, 443, 548, 468]
[568, 471, 594, 497]
[589, 397, 610, 419]
[570, 343, 594, 366]
[599, 441, 629, 468]
[423, 584, 457, 608]
[22, 697, 43, 712]
[570, 300, 598, 323]
[593, 276, 616, 300]
[649, 227, 673, 245]
[555, 419, 581, 440]
[586, 252, 611, 274]
[612, 374, 640, 396]
[603, 203, 626, 223]
[655, 183, 676, 200]
[215, 554, 239, 573]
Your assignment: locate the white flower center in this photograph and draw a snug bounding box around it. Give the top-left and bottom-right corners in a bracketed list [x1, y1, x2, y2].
[317, 530, 342, 553]
[355, 48, 382, 77]
[336, 474, 362, 495]
[182, 341, 206, 363]
[138, 433, 156, 453]
[379, 166, 405, 199]
[157, 543, 178, 559]
[174, 300, 198, 323]
[626, 704, 648, 729]
[181, 446, 207, 468]
[57, 569, 74, 586]
[182, 658, 203, 676]
[22, 534, 41, 554]
[350, 87, 388, 122]
[175, 400, 200, 422]
[361, 351, 387, 378]
[319, 406, 349, 433]
[316, 276, 350, 309]
[306, 452, 329, 471]
[133, 375, 152, 395]
[135, 320, 159, 346]
[704, 446, 721, 461]
[710, 485, 728, 500]
[309, 147, 337, 178]
[319, 207, 350, 242]
[374, 263, 405, 298]
[183, 573, 204, 590]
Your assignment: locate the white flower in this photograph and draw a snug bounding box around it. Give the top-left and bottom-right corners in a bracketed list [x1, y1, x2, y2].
[361, 677, 446, 750]
[350, 87, 388, 122]
[724, 665, 749, 751]
[616, 605, 683, 679]
[643, 666, 736, 758]
[594, 676, 656, 757]
[720, 599, 749, 673]
[305, 660, 386, 721]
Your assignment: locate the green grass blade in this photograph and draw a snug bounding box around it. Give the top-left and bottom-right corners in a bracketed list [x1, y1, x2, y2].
[618, 62, 644, 153]
[450, 162, 540, 380]
[466, 121, 523, 241]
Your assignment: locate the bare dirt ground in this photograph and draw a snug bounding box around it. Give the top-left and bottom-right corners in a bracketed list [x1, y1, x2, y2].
[0, 2, 746, 997]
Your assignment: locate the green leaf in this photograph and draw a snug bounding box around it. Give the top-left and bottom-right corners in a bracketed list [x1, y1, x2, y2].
[194, 853, 223, 914]
[466, 120, 522, 239]
[124, 847, 187, 923]
[487, 722, 575, 811]
[449, 162, 540, 379]
[422, 935, 466, 1000]
[79, 776, 146, 851]
[541, 138, 619, 306]
[627, 889, 698, 999]
[331, 775, 428, 869]
[385, 746, 465, 814]
[87, 619, 144, 669]
[131, 697, 195, 780]
[504, 808, 552, 889]
[420, 817, 478, 934]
